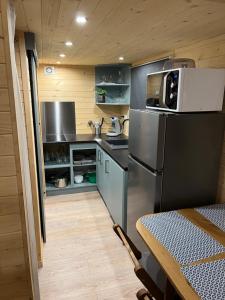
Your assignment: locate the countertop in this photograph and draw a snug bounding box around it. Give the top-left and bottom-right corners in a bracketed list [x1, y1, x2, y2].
[43, 134, 129, 170]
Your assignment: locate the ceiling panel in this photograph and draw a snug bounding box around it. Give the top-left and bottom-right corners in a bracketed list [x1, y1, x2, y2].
[15, 0, 225, 65]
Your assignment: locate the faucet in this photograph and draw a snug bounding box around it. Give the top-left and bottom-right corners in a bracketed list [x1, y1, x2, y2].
[122, 118, 129, 126]
[122, 118, 129, 134]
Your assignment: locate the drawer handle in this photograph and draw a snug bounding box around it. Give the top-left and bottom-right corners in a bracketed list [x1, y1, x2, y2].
[100, 151, 103, 165]
[98, 150, 101, 162]
[105, 160, 110, 173]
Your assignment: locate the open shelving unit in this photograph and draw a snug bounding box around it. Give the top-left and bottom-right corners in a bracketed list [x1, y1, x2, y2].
[95, 64, 131, 105]
[70, 143, 97, 190]
[43, 143, 97, 196]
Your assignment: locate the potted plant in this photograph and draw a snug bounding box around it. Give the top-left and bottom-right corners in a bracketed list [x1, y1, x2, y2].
[96, 88, 107, 103]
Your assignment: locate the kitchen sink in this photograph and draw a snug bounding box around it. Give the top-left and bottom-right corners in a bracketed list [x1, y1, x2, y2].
[104, 139, 128, 149]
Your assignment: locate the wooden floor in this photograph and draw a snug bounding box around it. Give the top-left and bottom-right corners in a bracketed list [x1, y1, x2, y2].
[39, 191, 143, 299]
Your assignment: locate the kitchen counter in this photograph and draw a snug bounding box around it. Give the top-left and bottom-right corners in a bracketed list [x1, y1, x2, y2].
[43, 134, 129, 170]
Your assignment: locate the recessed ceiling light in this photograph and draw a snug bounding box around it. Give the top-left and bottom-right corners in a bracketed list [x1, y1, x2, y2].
[56, 61, 61, 64]
[76, 16, 87, 25]
[59, 53, 66, 58]
[65, 41, 73, 46]
[119, 56, 124, 61]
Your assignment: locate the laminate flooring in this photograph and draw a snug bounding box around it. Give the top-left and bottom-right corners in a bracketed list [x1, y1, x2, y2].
[39, 191, 143, 299]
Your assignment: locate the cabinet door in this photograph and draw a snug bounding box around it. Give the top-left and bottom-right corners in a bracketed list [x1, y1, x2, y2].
[97, 148, 127, 229]
[108, 157, 126, 228]
[131, 60, 167, 109]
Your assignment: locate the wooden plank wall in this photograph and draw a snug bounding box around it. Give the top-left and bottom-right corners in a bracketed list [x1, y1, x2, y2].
[0, 0, 39, 298]
[37, 64, 123, 134]
[15, 32, 43, 267]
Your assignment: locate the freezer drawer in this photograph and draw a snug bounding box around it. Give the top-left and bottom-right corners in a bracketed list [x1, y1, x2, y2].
[129, 109, 166, 170]
[127, 155, 162, 252]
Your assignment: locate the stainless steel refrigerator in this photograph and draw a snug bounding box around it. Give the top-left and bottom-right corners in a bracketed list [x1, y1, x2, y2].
[127, 109, 225, 253]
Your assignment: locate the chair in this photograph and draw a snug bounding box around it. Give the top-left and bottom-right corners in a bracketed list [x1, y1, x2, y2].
[113, 224, 164, 300]
[136, 288, 152, 300]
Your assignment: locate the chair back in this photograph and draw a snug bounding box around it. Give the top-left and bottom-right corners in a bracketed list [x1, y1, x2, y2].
[113, 224, 164, 300]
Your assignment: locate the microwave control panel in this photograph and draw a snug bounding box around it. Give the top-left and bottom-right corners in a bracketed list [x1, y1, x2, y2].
[164, 70, 179, 109]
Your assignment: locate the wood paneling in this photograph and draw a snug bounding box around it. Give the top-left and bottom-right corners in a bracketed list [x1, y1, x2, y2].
[0, 88, 10, 111]
[14, 0, 225, 65]
[0, 63, 7, 87]
[38, 64, 122, 134]
[0, 134, 14, 155]
[0, 0, 40, 298]
[0, 283, 30, 300]
[0, 214, 21, 235]
[0, 12, 3, 36]
[0, 37, 5, 63]
[0, 195, 20, 216]
[0, 156, 16, 176]
[0, 112, 12, 134]
[0, 176, 18, 197]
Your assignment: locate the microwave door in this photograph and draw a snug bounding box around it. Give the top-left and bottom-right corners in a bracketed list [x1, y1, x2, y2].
[146, 72, 167, 108]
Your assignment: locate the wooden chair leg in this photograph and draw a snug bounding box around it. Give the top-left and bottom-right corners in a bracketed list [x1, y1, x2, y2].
[113, 224, 142, 260]
[135, 266, 164, 300]
[136, 288, 152, 300]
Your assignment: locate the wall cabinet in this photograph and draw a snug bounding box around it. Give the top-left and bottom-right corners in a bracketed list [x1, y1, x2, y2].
[130, 59, 167, 109]
[96, 146, 127, 229]
[95, 64, 131, 106]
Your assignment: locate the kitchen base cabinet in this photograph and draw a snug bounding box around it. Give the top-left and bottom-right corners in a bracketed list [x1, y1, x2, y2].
[97, 146, 127, 229]
[44, 143, 97, 196]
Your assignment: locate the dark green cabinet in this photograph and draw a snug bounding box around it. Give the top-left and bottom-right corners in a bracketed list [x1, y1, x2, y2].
[96, 146, 127, 229]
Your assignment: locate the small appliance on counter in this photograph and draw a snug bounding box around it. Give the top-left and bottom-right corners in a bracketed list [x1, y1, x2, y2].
[106, 116, 123, 136]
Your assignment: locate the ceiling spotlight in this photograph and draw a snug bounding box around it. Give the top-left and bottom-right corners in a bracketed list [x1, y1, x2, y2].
[119, 56, 124, 61]
[56, 61, 61, 64]
[76, 16, 87, 25]
[65, 41, 73, 46]
[59, 53, 66, 58]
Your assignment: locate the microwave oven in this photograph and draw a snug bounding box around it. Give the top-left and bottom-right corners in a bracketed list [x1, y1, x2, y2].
[146, 68, 225, 112]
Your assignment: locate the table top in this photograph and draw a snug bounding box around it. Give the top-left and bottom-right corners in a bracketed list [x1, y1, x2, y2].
[136, 207, 225, 300]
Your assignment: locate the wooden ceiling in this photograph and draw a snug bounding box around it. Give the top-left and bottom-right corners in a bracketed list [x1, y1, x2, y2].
[15, 0, 225, 65]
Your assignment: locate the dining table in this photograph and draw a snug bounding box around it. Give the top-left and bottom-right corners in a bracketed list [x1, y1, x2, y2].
[136, 204, 225, 300]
